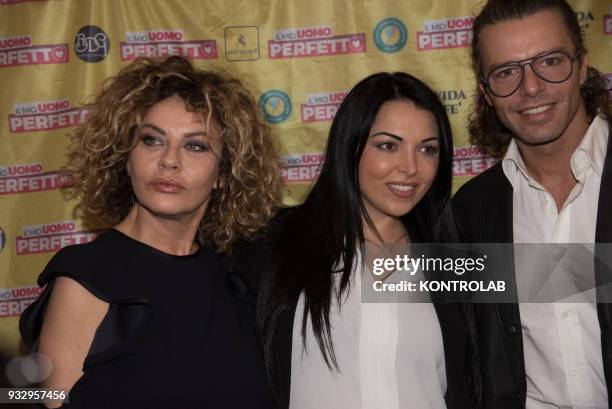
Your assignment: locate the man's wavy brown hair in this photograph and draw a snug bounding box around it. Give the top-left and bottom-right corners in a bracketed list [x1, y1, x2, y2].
[66, 56, 282, 251]
[469, 0, 611, 158]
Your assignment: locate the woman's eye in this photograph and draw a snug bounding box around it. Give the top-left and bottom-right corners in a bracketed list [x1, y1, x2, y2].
[419, 145, 439, 155]
[377, 142, 398, 151]
[185, 142, 209, 152]
[140, 134, 163, 146]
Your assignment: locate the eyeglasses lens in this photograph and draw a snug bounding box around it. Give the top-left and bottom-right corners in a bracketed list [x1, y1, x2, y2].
[487, 51, 574, 97]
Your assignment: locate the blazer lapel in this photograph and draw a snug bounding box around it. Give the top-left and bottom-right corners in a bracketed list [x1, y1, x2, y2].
[594, 118, 612, 408]
[595, 119, 612, 244]
[488, 164, 526, 386]
[484, 164, 513, 244]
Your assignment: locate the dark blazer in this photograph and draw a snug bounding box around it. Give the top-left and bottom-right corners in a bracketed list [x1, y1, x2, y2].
[452, 119, 612, 409]
[230, 210, 477, 409]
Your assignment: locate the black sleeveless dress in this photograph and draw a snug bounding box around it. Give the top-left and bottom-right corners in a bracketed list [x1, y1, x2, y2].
[19, 229, 272, 409]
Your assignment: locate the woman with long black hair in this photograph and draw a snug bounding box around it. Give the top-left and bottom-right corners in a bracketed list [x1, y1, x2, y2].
[252, 72, 479, 409]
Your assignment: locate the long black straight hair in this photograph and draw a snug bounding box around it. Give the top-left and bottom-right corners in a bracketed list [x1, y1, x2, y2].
[258, 71, 460, 386]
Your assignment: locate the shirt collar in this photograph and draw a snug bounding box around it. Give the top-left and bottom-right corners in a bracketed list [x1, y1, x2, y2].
[502, 138, 531, 190]
[572, 115, 608, 178]
[502, 115, 609, 188]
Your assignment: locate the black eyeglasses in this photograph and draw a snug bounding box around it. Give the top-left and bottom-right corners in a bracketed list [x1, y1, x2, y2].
[481, 49, 582, 97]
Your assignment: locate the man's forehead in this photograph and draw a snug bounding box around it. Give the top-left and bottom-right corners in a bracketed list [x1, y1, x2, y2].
[478, 9, 574, 69]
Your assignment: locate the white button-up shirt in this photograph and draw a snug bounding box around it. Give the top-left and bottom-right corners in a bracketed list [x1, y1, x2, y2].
[502, 115, 609, 409]
[289, 253, 447, 409]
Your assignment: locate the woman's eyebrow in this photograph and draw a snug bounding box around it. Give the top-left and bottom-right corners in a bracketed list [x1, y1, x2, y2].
[141, 123, 208, 138]
[141, 123, 165, 135]
[183, 131, 208, 138]
[370, 131, 403, 141]
[420, 137, 439, 143]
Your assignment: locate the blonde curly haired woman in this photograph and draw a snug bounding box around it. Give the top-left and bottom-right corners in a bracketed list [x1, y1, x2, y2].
[20, 56, 281, 408]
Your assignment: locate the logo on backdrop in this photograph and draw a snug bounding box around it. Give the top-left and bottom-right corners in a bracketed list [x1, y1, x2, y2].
[605, 14, 612, 35]
[0, 227, 5, 252]
[300, 91, 347, 122]
[0, 286, 43, 318]
[75, 25, 110, 62]
[259, 90, 292, 124]
[417, 16, 473, 51]
[8, 98, 90, 133]
[373, 18, 407, 53]
[453, 146, 497, 177]
[0, 35, 68, 67]
[574, 10, 594, 35]
[0, 163, 72, 195]
[437, 88, 468, 115]
[225, 26, 259, 61]
[268, 25, 366, 59]
[120, 29, 217, 61]
[16, 221, 98, 255]
[283, 153, 324, 183]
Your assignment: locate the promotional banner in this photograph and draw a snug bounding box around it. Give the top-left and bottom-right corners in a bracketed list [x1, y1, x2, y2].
[0, 0, 610, 354]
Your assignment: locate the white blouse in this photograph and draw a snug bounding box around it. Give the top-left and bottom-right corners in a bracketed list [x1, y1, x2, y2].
[289, 254, 447, 409]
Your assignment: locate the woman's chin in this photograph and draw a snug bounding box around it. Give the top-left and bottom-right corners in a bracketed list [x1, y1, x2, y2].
[135, 202, 205, 222]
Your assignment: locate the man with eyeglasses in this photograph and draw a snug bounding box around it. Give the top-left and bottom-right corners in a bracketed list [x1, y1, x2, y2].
[453, 0, 612, 408]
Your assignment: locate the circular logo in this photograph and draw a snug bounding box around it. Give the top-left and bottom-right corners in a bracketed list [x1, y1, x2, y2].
[74, 25, 110, 62]
[259, 90, 292, 124]
[0, 227, 5, 252]
[373, 18, 408, 53]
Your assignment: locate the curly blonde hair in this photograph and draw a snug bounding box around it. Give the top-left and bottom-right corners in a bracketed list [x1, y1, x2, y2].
[67, 56, 282, 251]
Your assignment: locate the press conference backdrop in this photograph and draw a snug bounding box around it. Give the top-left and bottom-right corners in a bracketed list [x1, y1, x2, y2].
[0, 0, 610, 354]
